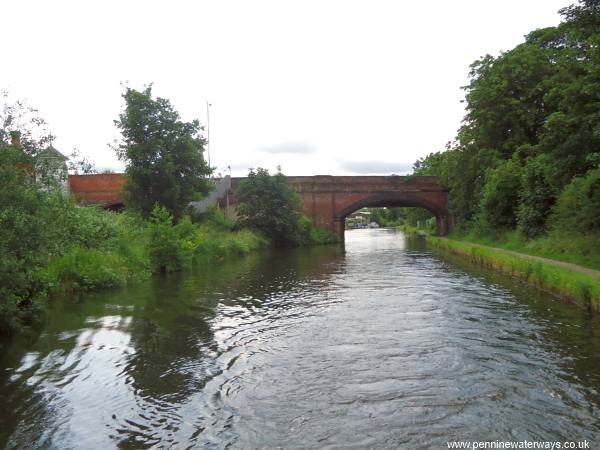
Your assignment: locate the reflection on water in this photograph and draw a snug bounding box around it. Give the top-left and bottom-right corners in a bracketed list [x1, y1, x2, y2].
[1, 229, 599, 448]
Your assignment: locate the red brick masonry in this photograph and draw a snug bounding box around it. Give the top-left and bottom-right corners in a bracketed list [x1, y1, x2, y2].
[229, 175, 452, 238]
[69, 174, 126, 207]
[69, 174, 452, 238]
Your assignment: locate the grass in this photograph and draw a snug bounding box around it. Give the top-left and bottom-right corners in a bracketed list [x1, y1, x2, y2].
[426, 235, 600, 312]
[45, 209, 268, 296]
[449, 229, 600, 271]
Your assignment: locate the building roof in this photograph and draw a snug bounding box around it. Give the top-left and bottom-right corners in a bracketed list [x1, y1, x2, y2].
[36, 146, 68, 161]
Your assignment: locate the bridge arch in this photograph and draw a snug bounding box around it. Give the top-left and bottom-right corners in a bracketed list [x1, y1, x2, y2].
[333, 192, 451, 238]
[68, 174, 453, 240]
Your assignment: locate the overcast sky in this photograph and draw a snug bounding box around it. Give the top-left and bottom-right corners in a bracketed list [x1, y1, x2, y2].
[3, 0, 568, 176]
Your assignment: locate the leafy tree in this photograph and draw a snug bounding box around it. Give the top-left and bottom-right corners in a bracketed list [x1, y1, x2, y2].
[114, 86, 211, 219]
[478, 159, 522, 230]
[517, 154, 557, 238]
[67, 148, 97, 174]
[235, 167, 303, 245]
[0, 144, 49, 333]
[409, 1, 600, 237]
[1, 91, 54, 157]
[551, 166, 600, 233]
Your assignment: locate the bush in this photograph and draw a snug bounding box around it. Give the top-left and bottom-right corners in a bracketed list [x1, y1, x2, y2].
[147, 206, 191, 273]
[0, 150, 51, 334]
[478, 159, 522, 230]
[190, 205, 235, 231]
[46, 248, 129, 292]
[517, 154, 557, 239]
[235, 167, 303, 246]
[550, 166, 600, 234]
[297, 216, 338, 245]
[42, 194, 121, 255]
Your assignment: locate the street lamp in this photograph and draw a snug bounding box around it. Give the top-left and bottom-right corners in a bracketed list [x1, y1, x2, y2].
[206, 101, 212, 168]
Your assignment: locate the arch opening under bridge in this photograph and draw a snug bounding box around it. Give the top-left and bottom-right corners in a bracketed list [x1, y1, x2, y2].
[336, 192, 450, 237]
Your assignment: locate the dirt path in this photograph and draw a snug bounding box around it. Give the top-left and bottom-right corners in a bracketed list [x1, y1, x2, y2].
[461, 241, 600, 278]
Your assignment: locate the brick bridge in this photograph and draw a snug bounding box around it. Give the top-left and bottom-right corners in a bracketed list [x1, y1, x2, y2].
[69, 174, 452, 238]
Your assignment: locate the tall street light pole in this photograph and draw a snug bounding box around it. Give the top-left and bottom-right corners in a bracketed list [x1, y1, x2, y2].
[206, 101, 212, 168]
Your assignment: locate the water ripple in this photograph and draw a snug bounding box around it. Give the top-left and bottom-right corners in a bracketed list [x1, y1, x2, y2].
[1, 229, 600, 448]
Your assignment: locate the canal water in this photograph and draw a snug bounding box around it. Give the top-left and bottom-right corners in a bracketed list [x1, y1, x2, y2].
[1, 229, 599, 449]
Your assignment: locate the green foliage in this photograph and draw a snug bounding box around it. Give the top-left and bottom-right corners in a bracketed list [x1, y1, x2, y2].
[427, 236, 600, 311]
[42, 194, 121, 254]
[517, 154, 557, 238]
[551, 166, 600, 233]
[147, 204, 269, 273]
[235, 167, 303, 245]
[1, 92, 54, 157]
[448, 228, 600, 272]
[478, 159, 522, 230]
[297, 216, 339, 245]
[413, 1, 600, 244]
[235, 167, 338, 246]
[0, 147, 50, 334]
[365, 207, 434, 230]
[191, 205, 235, 231]
[114, 86, 212, 219]
[46, 248, 130, 292]
[0, 92, 265, 336]
[187, 226, 267, 263]
[147, 206, 190, 273]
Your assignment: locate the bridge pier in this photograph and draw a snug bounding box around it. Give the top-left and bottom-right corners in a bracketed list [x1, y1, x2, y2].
[333, 218, 345, 241]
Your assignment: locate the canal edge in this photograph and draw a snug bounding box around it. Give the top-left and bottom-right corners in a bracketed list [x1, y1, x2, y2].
[424, 235, 600, 313]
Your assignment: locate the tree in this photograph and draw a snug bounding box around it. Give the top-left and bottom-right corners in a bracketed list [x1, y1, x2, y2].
[0, 136, 49, 334]
[114, 85, 212, 219]
[478, 159, 522, 230]
[1, 91, 54, 158]
[409, 1, 600, 235]
[517, 154, 557, 238]
[235, 167, 303, 245]
[550, 166, 600, 234]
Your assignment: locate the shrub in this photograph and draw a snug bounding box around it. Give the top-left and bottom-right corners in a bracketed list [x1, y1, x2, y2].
[147, 206, 189, 273]
[297, 216, 338, 245]
[235, 167, 303, 246]
[478, 159, 522, 230]
[550, 166, 600, 234]
[517, 154, 557, 238]
[46, 248, 129, 292]
[191, 205, 234, 231]
[42, 194, 121, 255]
[0, 150, 51, 334]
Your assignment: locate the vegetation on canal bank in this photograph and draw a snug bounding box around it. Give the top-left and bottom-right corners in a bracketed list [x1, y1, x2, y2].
[0, 173, 268, 335]
[0, 88, 336, 337]
[235, 167, 338, 247]
[424, 236, 600, 312]
[400, 0, 600, 291]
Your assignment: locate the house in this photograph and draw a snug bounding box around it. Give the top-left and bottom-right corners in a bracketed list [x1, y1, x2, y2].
[7, 131, 69, 192]
[35, 145, 69, 192]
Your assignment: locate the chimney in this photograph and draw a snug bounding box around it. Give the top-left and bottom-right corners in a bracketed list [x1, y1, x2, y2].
[10, 131, 21, 146]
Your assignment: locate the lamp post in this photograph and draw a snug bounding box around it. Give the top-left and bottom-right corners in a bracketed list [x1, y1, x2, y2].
[206, 101, 212, 168]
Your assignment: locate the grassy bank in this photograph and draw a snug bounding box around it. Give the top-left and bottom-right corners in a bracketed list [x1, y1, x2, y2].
[425, 235, 600, 312]
[448, 230, 600, 272]
[1, 196, 268, 335]
[43, 207, 268, 296]
[41, 208, 336, 297]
